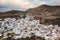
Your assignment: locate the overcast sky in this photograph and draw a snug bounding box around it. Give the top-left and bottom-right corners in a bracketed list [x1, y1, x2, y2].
[0, 0, 60, 12]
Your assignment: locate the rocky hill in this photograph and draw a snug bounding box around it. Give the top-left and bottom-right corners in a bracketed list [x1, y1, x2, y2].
[0, 5, 60, 25]
[26, 5, 60, 25]
[27, 4, 60, 16]
[0, 4, 60, 18]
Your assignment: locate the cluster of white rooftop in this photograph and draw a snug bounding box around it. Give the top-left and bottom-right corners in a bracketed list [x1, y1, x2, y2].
[0, 14, 60, 40]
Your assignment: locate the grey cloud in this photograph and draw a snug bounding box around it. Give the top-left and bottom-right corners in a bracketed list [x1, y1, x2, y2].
[0, 4, 26, 12]
[0, 0, 60, 12]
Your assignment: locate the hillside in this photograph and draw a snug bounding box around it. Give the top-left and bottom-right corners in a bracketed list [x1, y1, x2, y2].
[0, 5, 60, 25]
[0, 10, 26, 18]
[0, 4, 60, 18]
[27, 4, 60, 16]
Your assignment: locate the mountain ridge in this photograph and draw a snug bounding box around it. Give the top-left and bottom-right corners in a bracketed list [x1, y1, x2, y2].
[0, 4, 60, 18]
[27, 4, 60, 16]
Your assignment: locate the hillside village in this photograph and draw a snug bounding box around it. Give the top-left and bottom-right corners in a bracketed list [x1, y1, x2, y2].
[0, 14, 59, 40]
[0, 5, 60, 26]
[0, 5, 60, 40]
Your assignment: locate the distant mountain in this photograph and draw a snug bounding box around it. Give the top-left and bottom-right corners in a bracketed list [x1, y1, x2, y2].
[0, 4, 60, 18]
[6, 10, 25, 13]
[0, 10, 26, 18]
[27, 4, 60, 16]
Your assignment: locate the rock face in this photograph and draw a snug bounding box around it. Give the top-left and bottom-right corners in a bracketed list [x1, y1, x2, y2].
[27, 4, 60, 16]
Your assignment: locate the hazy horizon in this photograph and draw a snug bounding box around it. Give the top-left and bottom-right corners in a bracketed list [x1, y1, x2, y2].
[0, 0, 60, 12]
